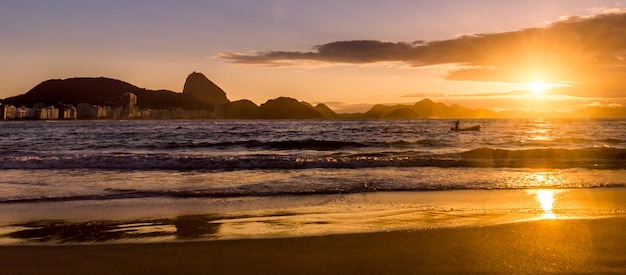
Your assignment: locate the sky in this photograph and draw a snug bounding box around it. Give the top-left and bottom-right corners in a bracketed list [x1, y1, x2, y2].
[1, 0, 625, 113]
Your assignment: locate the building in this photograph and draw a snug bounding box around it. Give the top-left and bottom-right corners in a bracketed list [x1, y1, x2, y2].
[39, 106, 59, 120]
[89, 105, 106, 119]
[121, 92, 137, 118]
[62, 105, 77, 119]
[2, 105, 16, 119]
[17, 106, 30, 119]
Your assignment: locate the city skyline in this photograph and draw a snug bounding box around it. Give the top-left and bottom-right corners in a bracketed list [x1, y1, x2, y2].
[1, 1, 625, 113]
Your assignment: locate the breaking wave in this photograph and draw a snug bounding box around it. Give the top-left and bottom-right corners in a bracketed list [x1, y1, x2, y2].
[1, 147, 624, 170]
[3, 171, 625, 204]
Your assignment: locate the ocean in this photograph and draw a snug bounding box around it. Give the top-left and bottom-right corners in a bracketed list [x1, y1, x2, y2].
[1, 118, 625, 244]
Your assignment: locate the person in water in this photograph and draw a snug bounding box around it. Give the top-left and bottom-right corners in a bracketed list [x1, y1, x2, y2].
[455, 120, 460, 129]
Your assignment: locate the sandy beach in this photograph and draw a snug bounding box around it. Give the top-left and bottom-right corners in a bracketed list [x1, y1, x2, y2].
[2, 217, 626, 274]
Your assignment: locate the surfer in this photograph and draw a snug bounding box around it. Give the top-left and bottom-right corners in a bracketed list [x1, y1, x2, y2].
[455, 120, 460, 130]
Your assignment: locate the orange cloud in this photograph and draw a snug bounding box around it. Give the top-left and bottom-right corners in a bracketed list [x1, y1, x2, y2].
[221, 12, 626, 98]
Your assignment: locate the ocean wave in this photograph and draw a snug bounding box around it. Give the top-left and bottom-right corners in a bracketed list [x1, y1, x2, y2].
[1, 147, 625, 170]
[146, 139, 436, 151]
[3, 181, 625, 204]
[460, 147, 626, 160]
[456, 147, 626, 168]
[603, 138, 626, 144]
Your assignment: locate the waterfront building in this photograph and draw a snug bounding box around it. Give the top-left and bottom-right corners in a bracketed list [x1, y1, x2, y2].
[63, 105, 77, 119]
[121, 93, 137, 118]
[16, 106, 30, 119]
[2, 105, 16, 119]
[39, 106, 59, 120]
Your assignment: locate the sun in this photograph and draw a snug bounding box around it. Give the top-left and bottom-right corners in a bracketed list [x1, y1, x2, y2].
[528, 81, 548, 94]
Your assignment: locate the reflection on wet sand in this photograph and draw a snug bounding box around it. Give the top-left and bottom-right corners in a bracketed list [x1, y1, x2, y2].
[525, 170, 560, 219]
[5, 215, 221, 243]
[3, 187, 625, 244]
[535, 190, 557, 219]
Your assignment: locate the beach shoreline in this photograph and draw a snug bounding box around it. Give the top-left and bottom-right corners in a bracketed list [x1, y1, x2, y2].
[2, 216, 626, 274]
[2, 188, 626, 244]
[2, 187, 626, 273]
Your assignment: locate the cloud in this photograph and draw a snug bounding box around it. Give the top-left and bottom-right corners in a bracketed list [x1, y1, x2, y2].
[400, 92, 451, 98]
[401, 90, 533, 98]
[221, 11, 626, 98]
[220, 40, 425, 66]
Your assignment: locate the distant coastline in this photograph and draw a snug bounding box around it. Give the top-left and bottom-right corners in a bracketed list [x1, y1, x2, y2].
[2, 72, 626, 120]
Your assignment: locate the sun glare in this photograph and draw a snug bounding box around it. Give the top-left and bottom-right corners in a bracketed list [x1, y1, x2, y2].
[536, 190, 556, 219]
[529, 81, 548, 94]
[528, 81, 548, 94]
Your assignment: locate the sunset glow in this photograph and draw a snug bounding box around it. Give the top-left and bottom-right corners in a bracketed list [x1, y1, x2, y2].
[2, 2, 626, 273]
[1, 1, 625, 113]
[529, 81, 548, 94]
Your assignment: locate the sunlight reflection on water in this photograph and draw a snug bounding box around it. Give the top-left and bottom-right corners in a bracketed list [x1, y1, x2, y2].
[523, 118, 557, 143]
[520, 171, 568, 188]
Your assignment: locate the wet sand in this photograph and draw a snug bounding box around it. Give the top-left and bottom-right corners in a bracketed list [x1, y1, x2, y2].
[2, 217, 626, 274]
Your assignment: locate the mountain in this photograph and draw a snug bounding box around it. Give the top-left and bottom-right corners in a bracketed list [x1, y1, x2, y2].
[383, 108, 419, 119]
[361, 99, 505, 119]
[3, 73, 625, 119]
[257, 97, 324, 119]
[220, 100, 259, 119]
[568, 106, 626, 118]
[217, 99, 338, 119]
[0, 74, 328, 119]
[314, 103, 338, 118]
[414, 98, 449, 117]
[2, 77, 212, 110]
[182, 72, 230, 106]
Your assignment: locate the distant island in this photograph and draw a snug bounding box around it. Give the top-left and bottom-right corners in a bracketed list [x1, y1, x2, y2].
[1, 72, 625, 120]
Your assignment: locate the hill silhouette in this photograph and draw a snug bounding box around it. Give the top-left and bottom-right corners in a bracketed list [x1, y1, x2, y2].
[0, 73, 339, 119]
[2, 77, 211, 110]
[2, 73, 626, 119]
[568, 106, 626, 118]
[182, 72, 230, 105]
[362, 99, 498, 119]
[257, 97, 325, 119]
[219, 100, 259, 119]
[314, 103, 339, 118]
